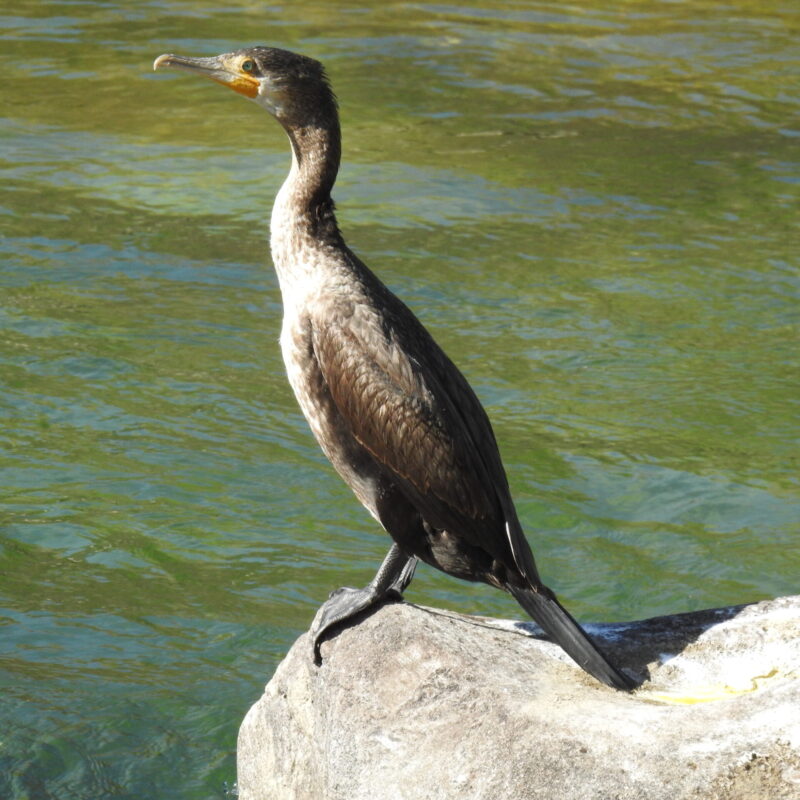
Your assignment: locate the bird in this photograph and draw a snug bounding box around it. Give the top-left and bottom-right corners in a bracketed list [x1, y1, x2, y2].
[154, 46, 634, 691]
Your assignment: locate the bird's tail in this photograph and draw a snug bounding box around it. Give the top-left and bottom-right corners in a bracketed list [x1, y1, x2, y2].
[508, 584, 634, 691]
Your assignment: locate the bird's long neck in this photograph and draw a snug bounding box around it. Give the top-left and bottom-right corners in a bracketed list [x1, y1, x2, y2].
[270, 118, 343, 293]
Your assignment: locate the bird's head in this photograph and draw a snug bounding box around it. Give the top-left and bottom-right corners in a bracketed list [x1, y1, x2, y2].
[153, 47, 336, 129]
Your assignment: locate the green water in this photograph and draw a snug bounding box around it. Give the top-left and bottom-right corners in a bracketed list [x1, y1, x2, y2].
[1, 1, 798, 796]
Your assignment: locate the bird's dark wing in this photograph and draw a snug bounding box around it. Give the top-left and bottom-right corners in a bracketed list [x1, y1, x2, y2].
[311, 309, 491, 519]
[310, 293, 539, 581]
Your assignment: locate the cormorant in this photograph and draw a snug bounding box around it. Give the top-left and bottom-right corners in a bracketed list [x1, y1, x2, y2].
[154, 47, 634, 690]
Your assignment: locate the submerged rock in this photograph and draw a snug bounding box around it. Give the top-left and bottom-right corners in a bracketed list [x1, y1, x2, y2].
[237, 595, 800, 800]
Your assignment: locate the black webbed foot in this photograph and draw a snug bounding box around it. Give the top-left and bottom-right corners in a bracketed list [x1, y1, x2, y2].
[309, 543, 417, 664]
[310, 584, 403, 664]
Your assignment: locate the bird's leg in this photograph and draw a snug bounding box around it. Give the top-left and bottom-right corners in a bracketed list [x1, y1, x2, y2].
[310, 543, 417, 663]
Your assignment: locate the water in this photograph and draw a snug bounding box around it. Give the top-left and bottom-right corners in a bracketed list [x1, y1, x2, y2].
[1, 1, 798, 796]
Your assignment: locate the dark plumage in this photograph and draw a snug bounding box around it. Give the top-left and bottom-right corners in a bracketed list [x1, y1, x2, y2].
[154, 46, 634, 690]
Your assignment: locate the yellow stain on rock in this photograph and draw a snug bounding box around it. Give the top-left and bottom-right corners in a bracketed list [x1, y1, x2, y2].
[647, 668, 782, 704]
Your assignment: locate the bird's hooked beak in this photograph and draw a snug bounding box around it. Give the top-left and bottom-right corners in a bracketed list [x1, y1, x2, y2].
[153, 53, 260, 99]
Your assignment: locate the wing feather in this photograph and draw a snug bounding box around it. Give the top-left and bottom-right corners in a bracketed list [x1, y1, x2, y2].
[312, 318, 486, 516]
[310, 291, 538, 581]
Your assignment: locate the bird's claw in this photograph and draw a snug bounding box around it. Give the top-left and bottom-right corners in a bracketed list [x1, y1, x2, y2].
[309, 584, 404, 665]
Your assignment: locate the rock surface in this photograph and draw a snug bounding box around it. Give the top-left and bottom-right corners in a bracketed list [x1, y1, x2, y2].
[237, 595, 800, 800]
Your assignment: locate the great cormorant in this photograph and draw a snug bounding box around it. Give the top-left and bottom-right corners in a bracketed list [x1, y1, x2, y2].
[154, 47, 633, 690]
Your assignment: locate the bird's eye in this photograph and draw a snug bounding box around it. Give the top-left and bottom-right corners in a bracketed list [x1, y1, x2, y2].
[241, 59, 255, 73]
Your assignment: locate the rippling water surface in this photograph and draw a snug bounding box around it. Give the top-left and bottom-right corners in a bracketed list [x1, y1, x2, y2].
[1, 1, 798, 796]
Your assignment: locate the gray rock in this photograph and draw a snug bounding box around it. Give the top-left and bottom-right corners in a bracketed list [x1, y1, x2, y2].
[237, 595, 800, 800]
